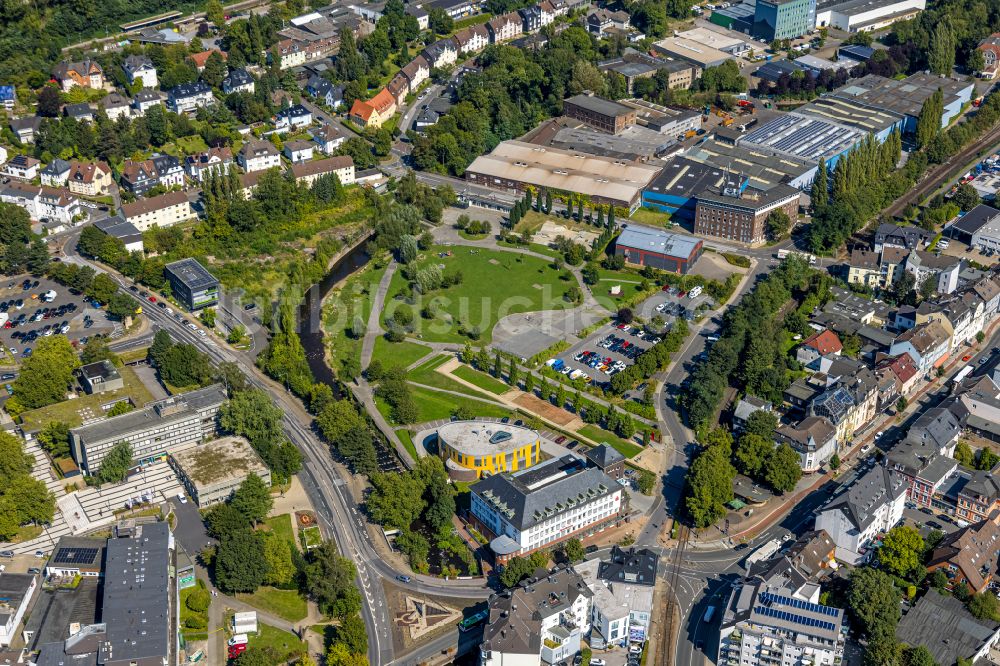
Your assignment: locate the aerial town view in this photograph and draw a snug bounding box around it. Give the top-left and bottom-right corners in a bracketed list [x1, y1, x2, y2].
[2, 0, 1000, 664]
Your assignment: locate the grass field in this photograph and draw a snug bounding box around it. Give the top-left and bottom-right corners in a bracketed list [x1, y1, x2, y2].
[407, 354, 474, 394]
[578, 425, 645, 458]
[247, 623, 307, 662]
[19, 365, 155, 431]
[381, 245, 574, 343]
[301, 525, 322, 549]
[396, 429, 419, 460]
[236, 587, 308, 623]
[630, 207, 673, 227]
[452, 365, 510, 395]
[323, 259, 390, 380]
[371, 338, 430, 370]
[180, 579, 209, 642]
[378, 385, 512, 424]
[264, 513, 297, 551]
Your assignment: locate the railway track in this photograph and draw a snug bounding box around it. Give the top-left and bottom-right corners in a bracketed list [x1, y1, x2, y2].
[660, 523, 690, 666]
[883, 117, 1000, 219]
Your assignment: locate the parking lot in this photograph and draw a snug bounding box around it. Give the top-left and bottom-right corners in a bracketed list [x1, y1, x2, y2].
[552, 320, 659, 384]
[0, 275, 117, 366]
[636, 284, 712, 321]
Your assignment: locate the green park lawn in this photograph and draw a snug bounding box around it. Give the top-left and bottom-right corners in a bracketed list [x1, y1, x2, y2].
[396, 429, 419, 461]
[451, 365, 510, 395]
[19, 365, 154, 432]
[264, 513, 297, 550]
[179, 579, 209, 642]
[376, 385, 512, 425]
[236, 587, 308, 623]
[381, 245, 574, 343]
[371, 338, 430, 370]
[407, 354, 470, 393]
[247, 623, 307, 662]
[577, 425, 645, 459]
[630, 207, 673, 227]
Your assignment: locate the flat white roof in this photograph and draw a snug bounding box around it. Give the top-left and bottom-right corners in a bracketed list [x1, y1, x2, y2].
[438, 420, 539, 457]
[677, 27, 747, 51]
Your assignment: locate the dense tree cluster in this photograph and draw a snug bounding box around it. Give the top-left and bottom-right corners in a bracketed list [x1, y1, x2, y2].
[682, 257, 826, 429]
[148, 329, 214, 388]
[366, 457, 457, 572]
[685, 428, 737, 527]
[0, 431, 55, 540]
[220, 387, 303, 483]
[315, 397, 379, 475]
[9, 335, 80, 412]
[0, 204, 51, 276]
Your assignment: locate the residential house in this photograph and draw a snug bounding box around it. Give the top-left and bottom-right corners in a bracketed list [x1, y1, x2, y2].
[400, 56, 430, 92]
[978, 33, 1000, 79]
[188, 50, 227, 72]
[814, 463, 907, 563]
[120, 155, 183, 196]
[873, 222, 934, 252]
[0, 85, 15, 110]
[289, 156, 355, 186]
[905, 250, 962, 295]
[120, 190, 196, 231]
[275, 104, 312, 131]
[452, 25, 490, 54]
[775, 416, 837, 472]
[237, 140, 282, 173]
[184, 147, 234, 182]
[955, 375, 1000, 446]
[68, 161, 113, 197]
[39, 159, 71, 188]
[847, 247, 880, 288]
[576, 547, 656, 648]
[94, 216, 144, 253]
[168, 81, 214, 114]
[283, 140, 315, 163]
[64, 103, 94, 123]
[887, 408, 963, 507]
[481, 565, 592, 666]
[487, 13, 523, 43]
[311, 123, 346, 154]
[796, 329, 842, 365]
[386, 73, 409, 107]
[348, 88, 397, 128]
[422, 40, 458, 69]
[587, 8, 630, 35]
[896, 589, 1000, 666]
[407, 3, 430, 29]
[274, 39, 307, 69]
[305, 76, 343, 108]
[132, 89, 163, 115]
[4, 155, 40, 180]
[538, 0, 557, 26]
[519, 5, 542, 32]
[222, 68, 255, 95]
[98, 92, 132, 122]
[732, 395, 772, 432]
[875, 353, 919, 403]
[0, 182, 81, 224]
[889, 320, 952, 374]
[9, 117, 41, 144]
[956, 470, 1000, 525]
[123, 55, 158, 88]
[52, 60, 104, 92]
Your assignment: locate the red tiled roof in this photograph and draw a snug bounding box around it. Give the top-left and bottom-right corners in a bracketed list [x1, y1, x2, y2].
[802, 329, 842, 355]
[189, 50, 227, 69]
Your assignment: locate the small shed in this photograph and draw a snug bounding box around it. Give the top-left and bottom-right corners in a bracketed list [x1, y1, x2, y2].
[232, 611, 258, 634]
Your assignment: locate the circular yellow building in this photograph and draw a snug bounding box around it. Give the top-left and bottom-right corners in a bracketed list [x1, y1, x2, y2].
[437, 420, 542, 481]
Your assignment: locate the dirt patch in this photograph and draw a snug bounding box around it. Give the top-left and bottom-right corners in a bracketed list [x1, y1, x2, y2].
[513, 392, 576, 426]
[488, 258, 500, 265]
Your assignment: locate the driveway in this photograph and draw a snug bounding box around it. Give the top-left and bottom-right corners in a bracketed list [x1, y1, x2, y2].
[171, 496, 216, 558]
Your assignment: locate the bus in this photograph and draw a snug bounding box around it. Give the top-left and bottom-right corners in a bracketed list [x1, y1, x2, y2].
[458, 610, 488, 632]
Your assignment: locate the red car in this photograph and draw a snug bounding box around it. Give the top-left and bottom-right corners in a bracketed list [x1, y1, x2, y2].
[228, 644, 247, 660]
[963, 355, 972, 362]
[148, 296, 157, 303]
[555, 436, 567, 444]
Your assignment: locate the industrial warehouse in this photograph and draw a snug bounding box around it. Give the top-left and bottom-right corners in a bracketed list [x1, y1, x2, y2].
[613, 224, 704, 273]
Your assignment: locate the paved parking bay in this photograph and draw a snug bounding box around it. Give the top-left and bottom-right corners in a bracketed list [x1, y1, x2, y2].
[553, 321, 658, 384]
[0, 275, 117, 364]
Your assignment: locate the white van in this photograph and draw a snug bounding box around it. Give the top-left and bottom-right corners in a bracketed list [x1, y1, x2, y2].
[228, 634, 249, 647]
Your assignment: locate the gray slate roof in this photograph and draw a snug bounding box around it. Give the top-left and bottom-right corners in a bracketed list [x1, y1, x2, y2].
[896, 589, 1000, 665]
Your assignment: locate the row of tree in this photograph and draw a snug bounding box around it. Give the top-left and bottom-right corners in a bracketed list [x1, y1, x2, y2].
[0, 431, 54, 540]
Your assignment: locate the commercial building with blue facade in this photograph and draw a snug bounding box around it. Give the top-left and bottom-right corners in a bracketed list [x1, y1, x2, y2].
[641, 158, 740, 222]
[754, 0, 816, 40]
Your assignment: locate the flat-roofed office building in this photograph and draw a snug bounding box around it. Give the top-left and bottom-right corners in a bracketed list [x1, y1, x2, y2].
[69, 384, 226, 475]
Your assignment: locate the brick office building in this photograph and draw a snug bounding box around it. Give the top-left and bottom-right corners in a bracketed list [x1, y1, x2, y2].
[694, 179, 800, 246]
[562, 94, 637, 135]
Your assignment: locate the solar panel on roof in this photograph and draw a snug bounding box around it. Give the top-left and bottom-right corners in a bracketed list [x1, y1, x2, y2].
[53, 547, 99, 564]
[755, 605, 837, 632]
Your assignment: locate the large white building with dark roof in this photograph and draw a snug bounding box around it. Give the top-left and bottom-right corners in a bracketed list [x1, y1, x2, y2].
[469, 455, 624, 564]
[814, 463, 907, 563]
